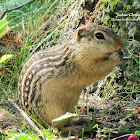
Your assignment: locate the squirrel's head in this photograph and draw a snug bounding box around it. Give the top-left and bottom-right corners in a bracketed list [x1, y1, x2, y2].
[75, 24, 124, 63]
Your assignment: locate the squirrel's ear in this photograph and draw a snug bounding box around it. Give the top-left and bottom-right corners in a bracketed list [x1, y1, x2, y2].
[76, 26, 87, 42]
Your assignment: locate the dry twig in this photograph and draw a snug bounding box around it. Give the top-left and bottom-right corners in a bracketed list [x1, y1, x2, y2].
[123, 56, 139, 61]
[7, 99, 43, 137]
[0, 0, 36, 19]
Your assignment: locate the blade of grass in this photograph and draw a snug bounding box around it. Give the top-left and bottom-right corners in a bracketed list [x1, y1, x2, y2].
[29, 21, 65, 56]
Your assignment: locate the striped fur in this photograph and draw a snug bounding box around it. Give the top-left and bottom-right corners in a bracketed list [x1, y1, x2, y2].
[18, 24, 124, 128]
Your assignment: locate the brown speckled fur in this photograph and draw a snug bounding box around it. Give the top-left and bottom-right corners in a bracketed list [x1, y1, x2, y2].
[18, 24, 124, 128]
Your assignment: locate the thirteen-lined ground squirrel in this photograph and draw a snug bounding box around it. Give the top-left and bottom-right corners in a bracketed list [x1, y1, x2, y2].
[18, 24, 124, 128]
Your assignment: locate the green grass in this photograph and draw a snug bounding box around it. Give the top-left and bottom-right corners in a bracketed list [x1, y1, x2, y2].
[0, 0, 66, 139]
[0, 0, 140, 139]
[2, 128, 59, 140]
[0, 0, 65, 99]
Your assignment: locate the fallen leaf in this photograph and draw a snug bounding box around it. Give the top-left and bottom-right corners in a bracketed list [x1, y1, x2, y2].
[0, 16, 11, 39]
[0, 54, 13, 64]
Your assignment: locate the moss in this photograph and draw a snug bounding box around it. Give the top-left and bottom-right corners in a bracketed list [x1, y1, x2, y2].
[99, 0, 140, 42]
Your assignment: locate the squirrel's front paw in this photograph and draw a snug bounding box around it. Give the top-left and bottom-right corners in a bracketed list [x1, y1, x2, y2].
[109, 50, 123, 61]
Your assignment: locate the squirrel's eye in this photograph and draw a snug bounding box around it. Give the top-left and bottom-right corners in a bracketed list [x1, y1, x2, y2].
[95, 32, 105, 39]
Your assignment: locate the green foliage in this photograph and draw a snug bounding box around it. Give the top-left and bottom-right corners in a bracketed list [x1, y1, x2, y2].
[135, 131, 140, 136]
[0, 54, 13, 64]
[0, 16, 11, 38]
[99, 0, 140, 41]
[7, 132, 39, 140]
[0, 1, 66, 138]
[1, 0, 38, 24]
[0, 0, 65, 100]
[3, 128, 57, 140]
